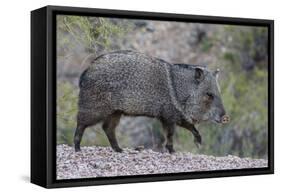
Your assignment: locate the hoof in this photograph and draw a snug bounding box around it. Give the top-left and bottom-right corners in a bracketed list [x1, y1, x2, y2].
[74, 145, 81, 152]
[194, 134, 202, 148]
[169, 149, 176, 154]
[113, 147, 123, 152]
[194, 136, 202, 149]
[134, 145, 145, 151]
[194, 141, 201, 149]
[166, 145, 175, 154]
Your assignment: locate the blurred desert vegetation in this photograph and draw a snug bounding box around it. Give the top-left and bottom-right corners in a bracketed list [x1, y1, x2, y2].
[56, 15, 268, 159]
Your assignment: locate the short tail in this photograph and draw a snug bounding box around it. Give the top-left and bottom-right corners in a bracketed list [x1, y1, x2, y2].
[79, 69, 88, 88]
[79, 53, 96, 88]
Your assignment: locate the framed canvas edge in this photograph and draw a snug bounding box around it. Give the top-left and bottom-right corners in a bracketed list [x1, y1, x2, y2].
[31, 5, 274, 188]
[31, 7, 48, 188]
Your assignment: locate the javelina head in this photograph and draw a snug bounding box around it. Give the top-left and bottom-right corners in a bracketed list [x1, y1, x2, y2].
[187, 68, 230, 124]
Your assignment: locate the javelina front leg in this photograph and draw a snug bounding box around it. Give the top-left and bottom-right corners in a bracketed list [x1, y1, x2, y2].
[74, 124, 87, 152]
[161, 121, 176, 153]
[190, 126, 202, 148]
[102, 112, 122, 152]
[179, 121, 202, 148]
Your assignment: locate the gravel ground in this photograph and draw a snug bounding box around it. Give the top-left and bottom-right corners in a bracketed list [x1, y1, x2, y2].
[56, 144, 268, 179]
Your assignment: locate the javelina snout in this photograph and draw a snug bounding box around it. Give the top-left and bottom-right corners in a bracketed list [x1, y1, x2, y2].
[74, 50, 229, 153]
[221, 115, 230, 124]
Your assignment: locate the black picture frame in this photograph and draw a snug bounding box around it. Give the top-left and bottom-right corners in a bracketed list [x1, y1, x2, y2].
[31, 5, 274, 188]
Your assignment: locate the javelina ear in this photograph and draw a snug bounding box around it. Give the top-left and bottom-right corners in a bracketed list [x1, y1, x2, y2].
[194, 68, 204, 82]
[213, 69, 220, 79]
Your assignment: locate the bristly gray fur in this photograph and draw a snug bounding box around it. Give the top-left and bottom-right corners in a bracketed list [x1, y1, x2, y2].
[74, 50, 227, 153]
[163, 62, 193, 123]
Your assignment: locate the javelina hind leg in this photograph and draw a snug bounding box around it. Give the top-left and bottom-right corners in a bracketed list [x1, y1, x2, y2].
[102, 112, 122, 152]
[74, 124, 87, 152]
[74, 114, 103, 152]
[161, 120, 176, 153]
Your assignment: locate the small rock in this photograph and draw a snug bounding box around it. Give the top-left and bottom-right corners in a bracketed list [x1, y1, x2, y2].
[56, 144, 268, 179]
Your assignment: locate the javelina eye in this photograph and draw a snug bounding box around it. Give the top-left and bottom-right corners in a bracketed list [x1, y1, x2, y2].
[205, 92, 214, 101]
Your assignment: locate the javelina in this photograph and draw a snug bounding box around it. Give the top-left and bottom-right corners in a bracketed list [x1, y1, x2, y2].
[74, 50, 230, 153]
